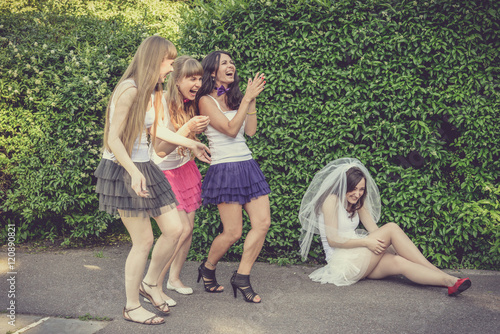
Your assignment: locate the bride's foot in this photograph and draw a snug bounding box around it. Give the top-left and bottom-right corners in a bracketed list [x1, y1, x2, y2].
[123, 305, 164, 325]
[139, 281, 170, 314]
[167, 279, 194, 295]
[448, 278, 471, 296]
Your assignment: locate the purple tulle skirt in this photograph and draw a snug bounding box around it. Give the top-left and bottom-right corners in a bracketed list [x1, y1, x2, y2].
[201, 159, 271, 205]
[94, 158, 178, 218]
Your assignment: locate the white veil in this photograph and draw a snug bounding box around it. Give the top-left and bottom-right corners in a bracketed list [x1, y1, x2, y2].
[299, 158, 381, 261]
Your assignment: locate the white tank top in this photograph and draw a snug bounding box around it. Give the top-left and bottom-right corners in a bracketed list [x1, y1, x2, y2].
[203, 95, 252, 165]
[102, 79, 155, 162]
[149, 105, 191, 171]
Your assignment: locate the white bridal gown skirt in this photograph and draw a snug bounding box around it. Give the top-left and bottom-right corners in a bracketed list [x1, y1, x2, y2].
[309, 230, 372, 286]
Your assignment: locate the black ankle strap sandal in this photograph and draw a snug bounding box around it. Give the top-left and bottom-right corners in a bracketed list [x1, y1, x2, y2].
[230, 270, 261, 303]
[197, 260, 224, 293]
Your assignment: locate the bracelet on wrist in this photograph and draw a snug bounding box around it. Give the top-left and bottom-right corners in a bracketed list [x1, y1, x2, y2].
[247, 110, 257, 115]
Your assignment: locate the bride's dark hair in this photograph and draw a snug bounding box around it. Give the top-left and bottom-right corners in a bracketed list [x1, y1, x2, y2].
[314, 167, 367, 216]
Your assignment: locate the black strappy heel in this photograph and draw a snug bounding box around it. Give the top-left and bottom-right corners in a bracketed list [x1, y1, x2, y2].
[197, 261, 224, 293]
[230, 271, 261, 303]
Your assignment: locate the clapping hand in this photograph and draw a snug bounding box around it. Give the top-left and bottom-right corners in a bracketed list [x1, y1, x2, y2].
[244, 72, 266, 101]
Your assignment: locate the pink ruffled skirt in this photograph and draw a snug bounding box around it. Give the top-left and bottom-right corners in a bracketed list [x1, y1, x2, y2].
[162, 160, 202, 213]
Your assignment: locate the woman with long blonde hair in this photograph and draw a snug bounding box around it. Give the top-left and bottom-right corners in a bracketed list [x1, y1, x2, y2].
[147, 56, 210, 305]
[94, 36, 210, 325]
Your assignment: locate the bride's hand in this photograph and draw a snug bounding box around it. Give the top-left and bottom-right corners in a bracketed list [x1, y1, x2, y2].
[365, 237, 387, 255]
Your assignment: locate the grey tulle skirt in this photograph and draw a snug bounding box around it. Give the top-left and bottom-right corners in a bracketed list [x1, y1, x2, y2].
[94, 158, 178, 218]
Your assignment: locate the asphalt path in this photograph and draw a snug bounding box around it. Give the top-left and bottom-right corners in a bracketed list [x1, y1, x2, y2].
[1, 245, 499, 334]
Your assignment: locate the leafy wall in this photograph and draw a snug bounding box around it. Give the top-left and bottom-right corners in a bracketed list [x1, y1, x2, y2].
[180, 0, 500, 269]
[0, 0, 186, 244]
[1, 0, 498, 269]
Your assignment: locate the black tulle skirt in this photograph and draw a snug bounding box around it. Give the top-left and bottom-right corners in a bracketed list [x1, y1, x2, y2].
[94, 158, 178, 218]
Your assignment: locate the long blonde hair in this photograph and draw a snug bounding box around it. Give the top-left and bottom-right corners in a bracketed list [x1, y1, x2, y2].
[103, 36, 177, 155]
[164, 55, 203, 157]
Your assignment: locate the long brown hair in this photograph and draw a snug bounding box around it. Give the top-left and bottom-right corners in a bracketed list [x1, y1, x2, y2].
[103, 36, 177, 155]
[195, 50, 243, 113]
[164, 55, 203, 157]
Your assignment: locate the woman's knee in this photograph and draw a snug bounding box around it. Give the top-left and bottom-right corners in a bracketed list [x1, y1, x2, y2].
[224, 227, 243, 243]
[382, 222, 401, 233]
[131, 234, 155, 253]
[253, 216, 271, 233]
[170, 222, 184, 239]
[182, 221, 194, 236]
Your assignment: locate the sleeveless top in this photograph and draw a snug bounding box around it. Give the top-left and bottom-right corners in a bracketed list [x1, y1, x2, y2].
[203, 95, 252, 165]
[102, 79, 155, 162]
[318, 207, 360, 259]
[149, 105, 191, 171]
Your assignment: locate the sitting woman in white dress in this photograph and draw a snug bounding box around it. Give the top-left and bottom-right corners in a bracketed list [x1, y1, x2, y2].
[299, 158, 471, 296]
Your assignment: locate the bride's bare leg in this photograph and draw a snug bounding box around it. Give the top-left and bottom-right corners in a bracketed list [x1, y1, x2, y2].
[365, 253, 458, 287]
[369, 223, 444, 273]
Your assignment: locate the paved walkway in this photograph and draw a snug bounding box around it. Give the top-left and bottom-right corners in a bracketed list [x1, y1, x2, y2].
[1, 245, 499, 334]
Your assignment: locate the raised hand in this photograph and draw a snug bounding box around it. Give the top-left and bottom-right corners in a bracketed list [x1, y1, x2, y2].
[243, 72, 266, 101]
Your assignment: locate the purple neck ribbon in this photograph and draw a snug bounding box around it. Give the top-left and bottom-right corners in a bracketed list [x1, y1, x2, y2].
[216, 85, 230, 96]
[183, 98, 190, 103]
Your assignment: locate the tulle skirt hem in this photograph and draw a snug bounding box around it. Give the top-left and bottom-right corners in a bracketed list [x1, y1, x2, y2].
[310, 242, 372, 286]
[201, 159, 270, 205]
[162, 160, 202, 213]
[94, 158, 178, 218]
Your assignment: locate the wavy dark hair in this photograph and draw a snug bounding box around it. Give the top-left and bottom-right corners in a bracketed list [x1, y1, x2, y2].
[195, 50, 243, 113]
[314, 166, 367, 217]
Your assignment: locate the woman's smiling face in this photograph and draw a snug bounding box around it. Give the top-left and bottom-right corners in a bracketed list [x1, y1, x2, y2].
[213, 53, 235, 86]
[177, 74, 202, 100]
[346, 177, 365, 206]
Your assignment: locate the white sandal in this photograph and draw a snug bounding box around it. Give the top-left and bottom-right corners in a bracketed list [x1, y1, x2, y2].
[167, 281, 194, 295]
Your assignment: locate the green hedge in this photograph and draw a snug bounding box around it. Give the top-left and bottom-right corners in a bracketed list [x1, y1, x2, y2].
[0, 0, 186, 244]
[179, 0, 500, 269]
[1, 0, 498, 270]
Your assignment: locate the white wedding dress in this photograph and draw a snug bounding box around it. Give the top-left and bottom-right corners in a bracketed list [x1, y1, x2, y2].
[309, 207, 372, 286]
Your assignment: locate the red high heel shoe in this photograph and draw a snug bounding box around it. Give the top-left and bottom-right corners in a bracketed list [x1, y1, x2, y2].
[448, 278, 471, 296]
